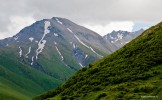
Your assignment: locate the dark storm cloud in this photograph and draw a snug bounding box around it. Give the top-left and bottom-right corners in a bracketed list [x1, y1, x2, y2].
[0, 0, 162, 38]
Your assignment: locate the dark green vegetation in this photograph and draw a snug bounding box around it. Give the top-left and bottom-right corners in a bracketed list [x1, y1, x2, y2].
[34, 22, 162, 100]
[0, 47, 63, 100]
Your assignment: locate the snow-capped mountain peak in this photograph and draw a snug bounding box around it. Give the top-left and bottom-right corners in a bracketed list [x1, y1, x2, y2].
[104, 29, 144, 48]
[0, 17, 117, 79]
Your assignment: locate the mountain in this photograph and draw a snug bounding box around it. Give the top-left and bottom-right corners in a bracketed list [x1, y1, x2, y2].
[35, 22, 162, 100]
[104, 29, 144, 48]
[0, 17, 117, 99]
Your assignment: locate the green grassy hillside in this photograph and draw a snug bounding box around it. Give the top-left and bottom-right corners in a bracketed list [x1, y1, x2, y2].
[0, 47, 63, 100]
[34, 22, 162, 100]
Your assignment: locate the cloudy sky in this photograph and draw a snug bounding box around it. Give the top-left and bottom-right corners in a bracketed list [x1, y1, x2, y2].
[0, 0, 162, 39]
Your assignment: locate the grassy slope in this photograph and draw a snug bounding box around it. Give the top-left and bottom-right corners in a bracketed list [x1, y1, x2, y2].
[0, 77, 31, 100]
[34, 22, 162, 100]
[0, 47, 63, 100]
[38, 38, 104, 81]
[38, 43, 80, 81]
[0, 32, 106, 100]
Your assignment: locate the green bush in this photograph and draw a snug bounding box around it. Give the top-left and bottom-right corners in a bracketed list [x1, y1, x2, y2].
[95, 93, 107, 100]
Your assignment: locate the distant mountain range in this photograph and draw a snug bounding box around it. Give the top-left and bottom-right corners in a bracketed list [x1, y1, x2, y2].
[35, 22, 162, 100]
[103, 29, 144, 48]
[0, 17, 117, 99]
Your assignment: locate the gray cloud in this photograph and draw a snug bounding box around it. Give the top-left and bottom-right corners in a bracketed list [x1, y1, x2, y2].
[0, 0, 162, 38]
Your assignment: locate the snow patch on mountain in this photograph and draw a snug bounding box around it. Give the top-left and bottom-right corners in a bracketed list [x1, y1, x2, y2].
[79, 63, 84, 67]
[54, 33, 58, 37]
[71, 42, 77, 49]
[54, 41, 57, 45]
[31, 56, 34, 65]
[125, 41, 130, 44]
[67, 28, 103, 58]
[117, 33, 123, 39]
[56, 18, 63, 25]
[74, 35, 89, 48]
[36, 21, 50, 60]
[14, 36, 19, 40]
[29, 37, 34, 42]
[111, 41, 114, 43]
[25, 46, 31, 58]
[73, 43, 77, 49]
[55, 46, 64, 61]
[85, 54, 88, 59]
[90, 47, 103, 57]
[67, 28, 88, 48]
[36, 40, 46, 59]
[109, 35, 114, 39]
[70, 42, 77, 49]
[67, 28, 73, 33]
[74, 34, 103, 57]
[19, 46, 22, 57]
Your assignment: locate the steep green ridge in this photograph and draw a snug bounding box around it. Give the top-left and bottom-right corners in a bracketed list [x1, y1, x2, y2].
[34, 22, 162, 100]
[0, 47, 63, 100]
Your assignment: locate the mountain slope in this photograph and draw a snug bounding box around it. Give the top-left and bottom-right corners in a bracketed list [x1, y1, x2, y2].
[35, 22, 162, 100]
[104, 29, 144, 48]
[0, 17, 116, 99]
[0, 47, 63, 100]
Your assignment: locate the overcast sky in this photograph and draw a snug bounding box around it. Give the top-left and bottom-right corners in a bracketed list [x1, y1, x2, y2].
[0, 0, 162, 39]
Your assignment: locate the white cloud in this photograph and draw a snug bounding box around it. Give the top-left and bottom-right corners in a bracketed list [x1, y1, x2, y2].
[0, 0, 161, 39]
[0, 16, 35, 39]
[83, 21, 134, 36]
